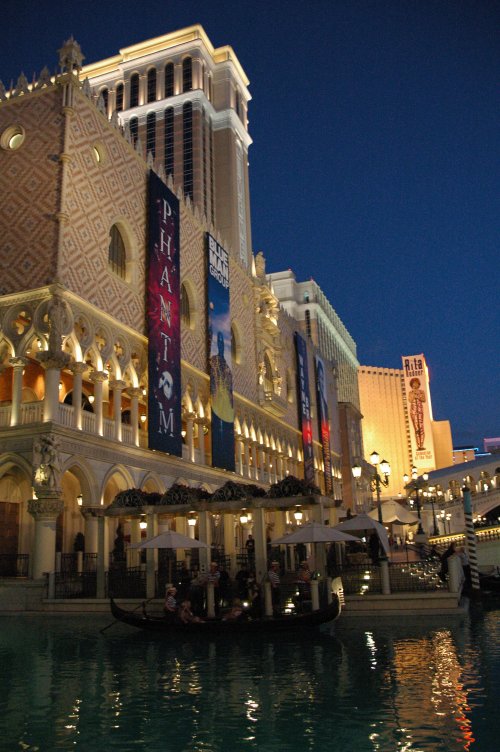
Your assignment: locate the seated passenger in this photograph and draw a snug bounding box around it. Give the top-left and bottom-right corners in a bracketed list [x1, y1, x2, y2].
[178, 599, 202, 624]
[163, 586, 178, 621]
[223, 598, 245, 621]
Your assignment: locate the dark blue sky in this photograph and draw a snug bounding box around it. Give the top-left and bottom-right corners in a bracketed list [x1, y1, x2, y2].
[3, 0, 498, 447]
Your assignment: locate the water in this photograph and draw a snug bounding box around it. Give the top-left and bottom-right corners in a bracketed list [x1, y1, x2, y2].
[0, 601, 499, 752]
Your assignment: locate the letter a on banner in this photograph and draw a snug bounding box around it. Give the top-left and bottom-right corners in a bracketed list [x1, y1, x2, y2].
[147, 171, 182, 455]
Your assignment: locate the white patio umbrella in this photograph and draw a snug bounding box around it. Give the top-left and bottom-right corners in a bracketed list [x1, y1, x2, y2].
[129, 530, 209, 583]
[367, 500, 419, 525]
[334, 513, 390, 555]
[272, 522, 358, 545]
[129, 530, 209, 550]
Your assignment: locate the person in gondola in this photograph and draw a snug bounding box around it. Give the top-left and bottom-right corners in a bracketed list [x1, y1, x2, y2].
[164, 586, 178, 622]
[178, 599, 203, 624]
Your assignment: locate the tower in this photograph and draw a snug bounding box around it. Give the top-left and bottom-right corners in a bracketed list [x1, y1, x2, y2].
[82, 25, 253, 268]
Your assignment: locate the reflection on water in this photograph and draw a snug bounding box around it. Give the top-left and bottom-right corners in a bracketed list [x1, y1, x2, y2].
[0, 602, 498, 752]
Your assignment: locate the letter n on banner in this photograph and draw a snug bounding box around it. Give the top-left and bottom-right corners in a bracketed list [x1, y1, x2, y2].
[295, 332, 315, 485]
[206, 233, 235, 471]
[147, 170, 182, 455]
[315, 355, 333, 494]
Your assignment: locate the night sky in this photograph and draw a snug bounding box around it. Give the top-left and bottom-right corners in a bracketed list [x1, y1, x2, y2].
[3, 0, 498, 448]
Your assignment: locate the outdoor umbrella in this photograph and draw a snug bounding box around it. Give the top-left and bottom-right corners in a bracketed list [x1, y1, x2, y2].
[272, 522, 358, 545]
[367, 500, 419, 525]
[334, 513, 390, 555]
[129, 530, 209, 550]
[129, 530, 209, 583]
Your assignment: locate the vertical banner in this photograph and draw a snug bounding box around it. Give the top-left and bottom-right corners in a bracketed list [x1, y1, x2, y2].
[207, 233, 235, 471]
[315, 355, 333, 494]
[147, 171, 182, 455]
[402, 353, 435, 470]
[295, 332, 315, 485]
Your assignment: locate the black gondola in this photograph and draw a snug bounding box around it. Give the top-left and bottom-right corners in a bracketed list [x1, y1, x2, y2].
[109, 596, 341, 634]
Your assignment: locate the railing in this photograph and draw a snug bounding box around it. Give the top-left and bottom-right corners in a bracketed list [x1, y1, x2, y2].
[388, 561, 444, 592]
[0, 405, 11, 427]
[334, 564, 383, 595]
[57, 402, 74, 427]
[107, 566, 147, 598]
[81, 410, 96, 433]
[54, 571, 97, 599]
[20, 401, 44, 423]
[0, 554, 29, 577]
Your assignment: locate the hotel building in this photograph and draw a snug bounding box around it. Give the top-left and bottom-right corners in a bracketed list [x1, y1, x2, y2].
[0, 27, 344, 601]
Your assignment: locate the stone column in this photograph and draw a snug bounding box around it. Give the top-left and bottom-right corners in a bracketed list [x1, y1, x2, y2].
[109, 379, 126, 442]
[236, 437, 244, 476]
[223, 513, 236, 576]
[243, 439, 251, 479]
[9, 357, 28, 426]
[259, 447, 267, 483]
[90, 371, 108, 436]
[70, 362, 87, 430]
[38, 355, 69, 423]
[127, 387, 143, 447]
[128, 517, 141, 568]
[196, 418, 208, 465]
[197, 510, 212, 573]
[146, 510, 158, 598]
[251, 442, 258, 481]
[80, 507, 101, 554]
[28, 494, 64, 579]
[251, 507, 267, 582]
[96, 514, 108, 599]
[185, 412, 195, 462]
[139, 73, 147, 106]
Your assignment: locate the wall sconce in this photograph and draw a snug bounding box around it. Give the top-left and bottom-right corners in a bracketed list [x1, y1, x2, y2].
[88, 395, 95, 404]
[140, 414, 147, 423]
[139, 517, 147, 530]
[239, 510, 249, 524]
[293, 506, 303, 522]
[181, 429, 187, 438]
[187, 514, 197, 527]
[59, 382, 63, 391]
[142, 387, 147, 396]
[77, 494, 83, 506]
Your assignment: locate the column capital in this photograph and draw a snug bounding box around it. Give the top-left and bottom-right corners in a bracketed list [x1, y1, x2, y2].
[9, 356, 28, 369]
[109, 379, 126, 391]
[70, 361, 88, 375]
[28, 495, 64, 520]
[80, 506, 106, 519]
[37, 352, 71, 370]
[90, 370, 109, 384]
[127, 386, 143, 399]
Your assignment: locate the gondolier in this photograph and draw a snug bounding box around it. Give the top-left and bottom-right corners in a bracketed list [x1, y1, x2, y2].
[267, 561, 281, 614]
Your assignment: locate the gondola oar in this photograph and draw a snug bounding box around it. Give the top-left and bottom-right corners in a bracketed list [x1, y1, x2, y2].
[100, 596, 156, 634]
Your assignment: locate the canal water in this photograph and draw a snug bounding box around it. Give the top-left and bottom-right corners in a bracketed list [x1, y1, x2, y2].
[0, 600, 498, 752]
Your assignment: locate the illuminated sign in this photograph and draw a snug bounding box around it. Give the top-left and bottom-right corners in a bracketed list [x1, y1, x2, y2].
[402, 353, 435, 470]
[295, 332, 315, 485]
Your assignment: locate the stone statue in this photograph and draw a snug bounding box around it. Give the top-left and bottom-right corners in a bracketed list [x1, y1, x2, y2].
[33, 434, 62, 491]
[255, 251, 266, 278]
[46, 293, 71, 354]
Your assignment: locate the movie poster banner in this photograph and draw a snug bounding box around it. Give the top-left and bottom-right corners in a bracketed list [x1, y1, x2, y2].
[402, 353, 435, 470]
[147, 171, 182, 455]
[315, 355, 333, 494]
[295, 332, 315, 485]
[207, 233, 235, 472]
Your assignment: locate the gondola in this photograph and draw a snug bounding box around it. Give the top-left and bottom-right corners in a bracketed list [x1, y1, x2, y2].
[109, 595, 341, 634]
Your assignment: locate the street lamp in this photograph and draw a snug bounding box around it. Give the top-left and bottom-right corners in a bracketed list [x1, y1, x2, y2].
[352, 451, 391, 525]
[425, 487, 439, 536]
[403, 467, 428, 535]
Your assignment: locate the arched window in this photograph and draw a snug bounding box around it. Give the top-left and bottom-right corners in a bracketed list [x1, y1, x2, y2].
[146, 112, 156, 157]
[165, 62, 174, 97]
[129, 117, 138, 146]
[100, 87, 109, 112]
[129, 73, 139, 108]
[183, 102, 193, 199]
[115, 83, 124, 111]
[180, 283, 191, 328]
[164, 107, 174, 177]
[108, 225, 126, 279]
[182, 57, 192, 92]
[147, 68, 156, 103]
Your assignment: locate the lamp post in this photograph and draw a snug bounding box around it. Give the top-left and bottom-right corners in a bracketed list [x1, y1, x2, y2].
[425, 487, 440, 536]
[353, 451, 390, 525]
[403, 467, 428, 535]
